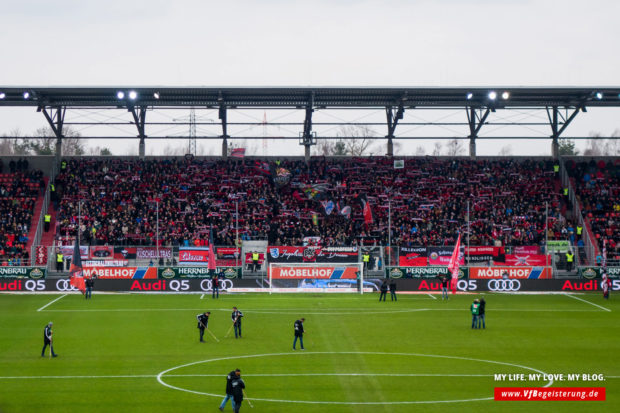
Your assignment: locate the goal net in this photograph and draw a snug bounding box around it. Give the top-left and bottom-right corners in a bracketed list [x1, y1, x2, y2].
[268, 262, 365, 294]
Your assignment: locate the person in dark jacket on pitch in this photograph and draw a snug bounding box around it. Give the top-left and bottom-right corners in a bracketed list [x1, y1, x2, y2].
[440, 276, 449, 300]
[232, 307, 243, 338]
[231, 372, 246, 413]
[379, 280, 388, 301]
[41, 322, 57, 357]
[477, 297, 486, 329]
[219, 369, 240, 411]
[293, 318, 305, 350]
[212, 275, 220, 299]
[389, 279, 397, 301]
[196, 312, 210, 342]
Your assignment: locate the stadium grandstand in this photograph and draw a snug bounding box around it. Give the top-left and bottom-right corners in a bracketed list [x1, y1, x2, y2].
[0, 87, 619, 273]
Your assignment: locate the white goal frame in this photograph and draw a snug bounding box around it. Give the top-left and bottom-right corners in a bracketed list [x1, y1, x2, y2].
[268, 262, 365, 294]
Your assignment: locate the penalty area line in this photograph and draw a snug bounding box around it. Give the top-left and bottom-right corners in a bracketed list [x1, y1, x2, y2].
[427, 293, 437, 300]
[564, 293, 611, 312]
[37, 294, 68, 312]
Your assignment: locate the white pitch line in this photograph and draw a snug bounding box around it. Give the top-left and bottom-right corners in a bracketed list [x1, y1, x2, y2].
[427, 293, 437, 300]
[200, 294, 204, 300]
[37, 294, 68, 312]
[0, 373, 493, 380]
[40, 307, 602, 314]
[0, 374, 156, 379]
[564, 293, 611, 312]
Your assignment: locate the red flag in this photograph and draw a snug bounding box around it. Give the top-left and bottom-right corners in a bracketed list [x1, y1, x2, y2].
[208, 227, 216, 271]
[359, 195, 373, 224]
[448, 234, 461, 294]
[69, 239, 86, 294]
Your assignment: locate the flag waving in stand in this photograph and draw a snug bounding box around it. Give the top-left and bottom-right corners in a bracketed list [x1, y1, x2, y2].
[208, 227, 217, 273]
[447, 233, 462, 294]
[69, 239, 86, 294]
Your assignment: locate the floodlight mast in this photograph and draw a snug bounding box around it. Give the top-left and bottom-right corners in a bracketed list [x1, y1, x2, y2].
[300, 92, 315, 162]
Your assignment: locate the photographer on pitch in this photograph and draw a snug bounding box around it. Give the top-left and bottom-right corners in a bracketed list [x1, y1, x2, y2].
[293, 318, 305, 350]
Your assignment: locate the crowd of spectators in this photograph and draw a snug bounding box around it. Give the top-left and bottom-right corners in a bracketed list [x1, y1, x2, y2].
[53, 157, 562, 249]
[0, 167, 44, 266]
[568, 159, 620, 262]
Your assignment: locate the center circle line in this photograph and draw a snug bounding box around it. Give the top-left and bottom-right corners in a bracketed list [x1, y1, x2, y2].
[156, 351, 554, 405]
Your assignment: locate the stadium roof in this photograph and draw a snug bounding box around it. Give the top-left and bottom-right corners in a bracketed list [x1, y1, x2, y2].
[1, 86, 619, 158]
[1, 86, 619, 108]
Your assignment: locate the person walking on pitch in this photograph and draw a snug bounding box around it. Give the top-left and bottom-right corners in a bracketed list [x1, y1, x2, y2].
[231, 371, 246, 413]
[196, 312, 210, 342]
[232, 307, 243, 338]
[219, 369, 240, 411]
[293, 318, 305, 350]
[41, 322, 57, 357]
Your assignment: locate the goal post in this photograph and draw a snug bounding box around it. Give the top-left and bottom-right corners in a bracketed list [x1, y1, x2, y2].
[268, 262, 365, 294]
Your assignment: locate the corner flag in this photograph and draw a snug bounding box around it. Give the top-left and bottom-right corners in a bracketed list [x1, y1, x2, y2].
[69, 239, 86, 294]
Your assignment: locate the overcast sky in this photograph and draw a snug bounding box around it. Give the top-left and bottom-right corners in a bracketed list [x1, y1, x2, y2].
[1, 0, 619, 155]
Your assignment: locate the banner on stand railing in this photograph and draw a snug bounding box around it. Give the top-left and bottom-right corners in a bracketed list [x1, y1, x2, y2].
[0, 267, 46, 279]
[579, 266, 620, 279]
[158, 266, 241, 279]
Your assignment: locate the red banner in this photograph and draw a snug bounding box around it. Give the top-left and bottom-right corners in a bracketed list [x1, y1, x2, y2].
[399, 247, 427, 266]
[270, 266, 359, 279]
[469, 266, 552, 279]
[178, 247, 215, 265]
[82, 267, 158, 279]
[505, 254, 549, 266]
[59, 245, 89, 260]
[216, 247, 241, 266]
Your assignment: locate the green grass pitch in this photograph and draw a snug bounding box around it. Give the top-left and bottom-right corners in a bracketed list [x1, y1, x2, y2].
[0, 291, 618, 412]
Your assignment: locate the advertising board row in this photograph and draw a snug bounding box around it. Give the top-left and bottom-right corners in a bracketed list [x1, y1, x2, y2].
[0, 267, 241, 280]
[386, 266, 553, 279]
[2, 278, 617, 293]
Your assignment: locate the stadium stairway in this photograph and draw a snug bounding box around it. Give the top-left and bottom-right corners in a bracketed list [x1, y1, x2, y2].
[26, 178, 56, 261]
